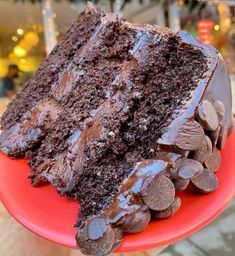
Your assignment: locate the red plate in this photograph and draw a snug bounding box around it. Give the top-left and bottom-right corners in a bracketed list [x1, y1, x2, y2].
[0, 131, 235, 253]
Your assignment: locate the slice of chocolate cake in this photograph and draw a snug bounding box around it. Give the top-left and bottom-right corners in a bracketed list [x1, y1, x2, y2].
[0, 3, 233, 256]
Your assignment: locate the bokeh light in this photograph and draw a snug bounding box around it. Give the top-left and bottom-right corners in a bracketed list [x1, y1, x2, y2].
[13, 45, 27, 57]
[17, 28, 24, 35]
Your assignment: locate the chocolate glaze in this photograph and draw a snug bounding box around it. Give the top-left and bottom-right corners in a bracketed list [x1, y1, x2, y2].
[104, 159, 170, 224]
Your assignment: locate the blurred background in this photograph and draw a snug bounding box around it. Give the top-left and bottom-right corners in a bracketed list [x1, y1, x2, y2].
[0, 1, 234, 102]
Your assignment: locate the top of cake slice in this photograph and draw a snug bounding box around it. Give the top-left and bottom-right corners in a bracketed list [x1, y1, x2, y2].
[0, 3, 233, 256]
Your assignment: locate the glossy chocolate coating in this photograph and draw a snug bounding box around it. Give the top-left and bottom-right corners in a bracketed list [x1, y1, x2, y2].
[88, 218, 109, 240]
[105, 159, 170, 224]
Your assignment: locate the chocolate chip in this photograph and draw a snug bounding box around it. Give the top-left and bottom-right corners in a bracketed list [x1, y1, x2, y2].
[204, 147, 221, 172]
[76, 220, 115, 256]
[197, 100, 219, 131]
[172, 158, 204, 179]
[139, 160, 170, 191]
[88, 218, 108, 240]
[157, 145, 189, 158]
[191, 136, 212, 163]
[175, 120, 204, 151]
[213, 100, 225, 124]
[191, 169, 218, 193]
[208, 126, 220, 148]
[153, 197, 181, 219]
[142, 175, 175, 211]
[119, 209, 151, 233]
[110, 228, 123, 252]
[217, 125, 228, 150]
[173, 178, 190, 191]
[114, 228, 123, 241]
[157, 152, 182, 165]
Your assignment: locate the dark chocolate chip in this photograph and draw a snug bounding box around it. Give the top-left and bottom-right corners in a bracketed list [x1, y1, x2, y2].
[158, 144, 189, 158]
[76, 220, 115, 256]
[191, 135, 212, 163]
[142, 175, 175, 211]
[197, 100, 219, 131]
[153, 197, 181, 219]
[213, 100, 225, 124]
[217, 125, 228, 150]
[172, 158, 204, 179]
[88, 218, 108, 240]
[157, 151, 182, 164]
[110, 228, 123, 252]
[204, 147, 221, 172]
[173, 178, 190, 191]
[208, 126, 220, 148]
[139, 160, 170, 191]
[119, 209, 151, 233]
[175, 120, 204, 151]
[191, 169, 218, 193]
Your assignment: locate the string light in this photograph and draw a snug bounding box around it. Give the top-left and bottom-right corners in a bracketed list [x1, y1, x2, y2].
[17, 28, 24, 35]
[11, 36, 18, 42]
[214, 24, 220, 31]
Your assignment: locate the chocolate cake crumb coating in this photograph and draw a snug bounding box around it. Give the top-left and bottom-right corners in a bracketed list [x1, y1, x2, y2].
[0, 3, 233, 256]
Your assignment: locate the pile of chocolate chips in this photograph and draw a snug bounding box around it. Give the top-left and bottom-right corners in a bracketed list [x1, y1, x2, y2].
[76, 98, 227, 256]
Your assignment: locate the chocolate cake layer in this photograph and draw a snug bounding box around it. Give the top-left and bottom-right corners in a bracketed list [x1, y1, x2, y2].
[1, 4, 102, 131]
[0, 3, 233, 256]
